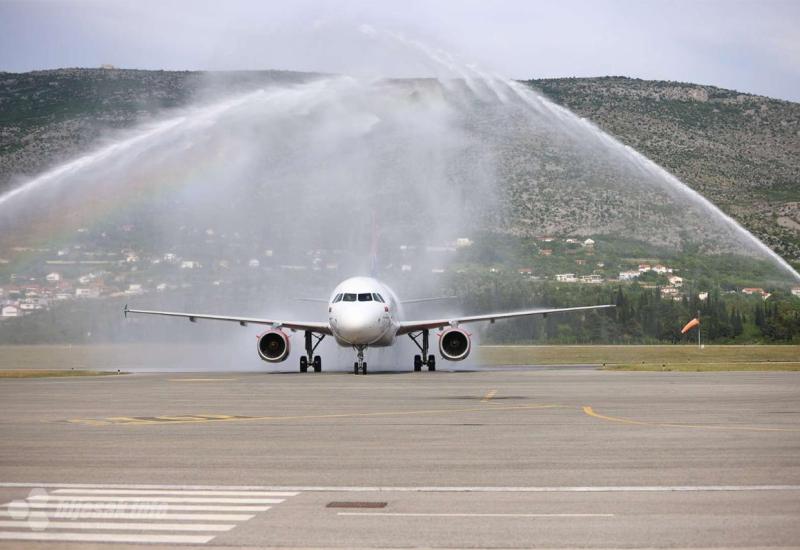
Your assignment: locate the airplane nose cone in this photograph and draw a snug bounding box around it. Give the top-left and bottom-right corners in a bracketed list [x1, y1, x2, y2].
[335, 307, 384, 344]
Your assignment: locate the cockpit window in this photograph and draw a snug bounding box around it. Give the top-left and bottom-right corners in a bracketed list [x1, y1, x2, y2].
[357, 293, 373, 302]
[342, 293, 356, 302]
[333, 293, 343, 303]
[372, 293, 385, 303]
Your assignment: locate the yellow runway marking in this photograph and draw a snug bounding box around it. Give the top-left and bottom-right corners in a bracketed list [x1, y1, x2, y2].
[481, 389, 498, 403]
[65, 403, 560, 427]
[583, 405, 800, 432]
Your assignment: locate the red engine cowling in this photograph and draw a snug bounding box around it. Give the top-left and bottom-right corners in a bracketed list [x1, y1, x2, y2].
[438, 327, 471, 361]
[257, 329, 290, 362]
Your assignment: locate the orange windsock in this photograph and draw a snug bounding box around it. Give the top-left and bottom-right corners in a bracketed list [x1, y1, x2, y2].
[681, 318, 700, 334]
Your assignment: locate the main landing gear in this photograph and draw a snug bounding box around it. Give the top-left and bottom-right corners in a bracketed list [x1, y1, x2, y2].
[409, 329, 436, 372]
[300, 331, 324, 373]
[353, 345, 368, 375]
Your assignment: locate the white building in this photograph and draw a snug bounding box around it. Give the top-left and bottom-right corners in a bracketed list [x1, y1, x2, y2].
[180, 260, 200, 269]
[791, 287, 800, 298]
[619, 270, 640, 281]
[126, 284, 144, 295]
[75, 288, 100, 298]
[455, 238, 473, 248]
[46, 272, 61, 282]
[582, 238, 595, 248]
[698, 291, 709, 301]
[579, 274, 603, 284]
[2, 305, 20, 317]
[668, 275, 683, 287]
[661, 287, 680, 298]
[248, 259, 260, 268]
[638, 264, 652, 273]
[555, 273, 577, 282]
[652, 264, 673, 274]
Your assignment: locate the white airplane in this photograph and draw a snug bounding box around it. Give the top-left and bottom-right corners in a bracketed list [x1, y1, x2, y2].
[125, 275, 614, 374]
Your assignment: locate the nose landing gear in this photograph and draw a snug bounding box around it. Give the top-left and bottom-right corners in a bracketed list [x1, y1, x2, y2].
[353, 345, 368, 375]
[409, 329, 436, 371]
[300, 331, 325, 373]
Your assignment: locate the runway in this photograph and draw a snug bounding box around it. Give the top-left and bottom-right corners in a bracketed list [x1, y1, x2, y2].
[0, 366, 799, 548]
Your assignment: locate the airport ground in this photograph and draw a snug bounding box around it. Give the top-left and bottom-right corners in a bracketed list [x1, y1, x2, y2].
[0, 345, 799, 548]
[2, 343, 800, 372]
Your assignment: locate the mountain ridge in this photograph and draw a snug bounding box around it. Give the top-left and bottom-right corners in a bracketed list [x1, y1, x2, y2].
[1, 69, 798, 263]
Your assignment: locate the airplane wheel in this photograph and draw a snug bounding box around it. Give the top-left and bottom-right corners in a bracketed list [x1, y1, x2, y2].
[300, 356, 308, 373]
[313, 356, 322, 372]
[354, 362, 359, 375]
[413, 355, 422, 372]
[427, 355, 436, 371]
[362, 362, 368, 375]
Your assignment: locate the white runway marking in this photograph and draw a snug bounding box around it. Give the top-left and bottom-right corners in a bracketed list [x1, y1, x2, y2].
[0, 510, 256, 521]
[52, 488, 297, 497]
[0, 520, 236, 531]
[0, 531, 216, 544]
[0, 484, 298, 545]
[29, 494, 284, 504]
[11, 501, 272, 513]
[2, 482, 799, 492]
[338, 512, 615, 518]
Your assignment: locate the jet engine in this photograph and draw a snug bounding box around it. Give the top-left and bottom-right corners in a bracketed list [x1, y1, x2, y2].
[257, 329, 290, 362]
[438, 327, 471, 361]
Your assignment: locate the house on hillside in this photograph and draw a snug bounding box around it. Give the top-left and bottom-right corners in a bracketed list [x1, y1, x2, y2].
[619, 270, 640, 281]
[660, 287, 681, 299]
[46, 272, 61, 282]
[742, 287, 766, 296]
[555, 273, 577, 282]
[75, 288, 100, 298]
[579, 274, 603, 284]
[1, 305, 19, 317]
[791, 287, 800, 298]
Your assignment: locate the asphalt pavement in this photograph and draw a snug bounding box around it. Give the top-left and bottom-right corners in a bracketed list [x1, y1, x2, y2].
[0, 365, 798, 548]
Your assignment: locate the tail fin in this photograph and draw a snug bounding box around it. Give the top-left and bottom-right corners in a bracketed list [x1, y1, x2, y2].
[369, 211, 380, 277]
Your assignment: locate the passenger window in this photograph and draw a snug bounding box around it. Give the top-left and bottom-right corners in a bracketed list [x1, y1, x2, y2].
[343, 293, 356, 302]
[372, 293, 385, 303]
[358, 293, 373, 302]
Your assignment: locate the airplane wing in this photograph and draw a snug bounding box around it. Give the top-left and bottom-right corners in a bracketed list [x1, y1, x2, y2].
[124, 305, 332, 335]
[397, 304, 615, 335]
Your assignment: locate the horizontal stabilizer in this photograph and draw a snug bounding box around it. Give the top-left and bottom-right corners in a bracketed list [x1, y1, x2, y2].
[401, 296, 458, 304]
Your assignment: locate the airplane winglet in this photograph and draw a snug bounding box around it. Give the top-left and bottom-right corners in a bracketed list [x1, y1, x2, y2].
[123, 304, 129, 318]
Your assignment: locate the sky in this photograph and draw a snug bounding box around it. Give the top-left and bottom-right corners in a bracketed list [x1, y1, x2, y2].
[1, 0, 799, 101]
